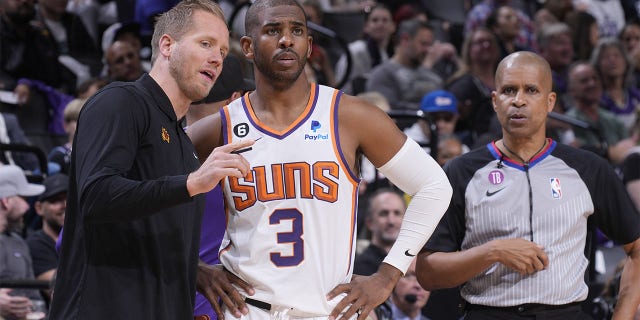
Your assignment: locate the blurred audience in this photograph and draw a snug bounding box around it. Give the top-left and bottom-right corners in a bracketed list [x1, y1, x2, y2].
[35, 0, 102, 83]
[437, 135, 465, 167]
[565, 61, 635, 164]
[48, 98, 85, 175]
[334, 4, 395, 95]
[26, 174, 68, 302]
[0, 165, 46, 320]
[300, 0, 336, 87]
[104, 40, 144, 82]
[389, 260, 431, 320]
[366, 18, 442, 116]
[354, 188, 405, 276]
[619, 21, 640, 86]
[486, 5, 529, 60]
[591, 38, 640, 132]
[537, 22, 574, 109]
[533, 0, 574, 30]
[566, 10, 599, 61]
[446, 27, 500, 146]
[404, 90, 469, 155]
[574, 0, 625, 39]
[464, 0, 534, 50]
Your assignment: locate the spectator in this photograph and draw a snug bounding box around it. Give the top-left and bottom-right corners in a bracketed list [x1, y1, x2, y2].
[619, 21, 640, 86]
[464, 0, 535, 50]
[75, 77, 108, 99]
[574, 0, 625, 39]
[533, 0, 574, 30]
[101, 22, 151, 71]
[566, 61, 636, 164]
[354, 188, 406, 276]
[537, 23, 574, 107]
[0, 0, 75, 93]
[104, 40, 144, 82]
[389, 260, 431, 320]
[334, 4, 395, 95]
[447, 27, 501, 147]
[300, 0, 336, 87]
[34, 0, 102, 84]
[404, 90, 470, 155]
[366, 18, 443, 115]
[486, 5, 529, 60]
[436, 134, 464, 167]
[0, 113, 41, 172]
[591, 38, 640, 132]
[566, 10, 599, 61]
[0, 165, 46, 320]
[26, 174, 68, 302]
[66, 0, 118, 45]
[47, 99, 85, 175]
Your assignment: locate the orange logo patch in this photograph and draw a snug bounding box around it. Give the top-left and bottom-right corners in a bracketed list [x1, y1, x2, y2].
[161, 127, 170, 143]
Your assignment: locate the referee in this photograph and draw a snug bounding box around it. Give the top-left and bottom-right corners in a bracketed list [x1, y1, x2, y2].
[416, 52, 640, 319]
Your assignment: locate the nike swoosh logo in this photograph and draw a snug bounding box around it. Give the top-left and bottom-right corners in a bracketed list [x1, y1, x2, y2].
[486, 187, 506, 197]
[404, 249, 416, 257]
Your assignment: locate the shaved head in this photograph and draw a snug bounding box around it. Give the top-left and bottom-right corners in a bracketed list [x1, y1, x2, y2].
[496, 51, 553, 92]
[245, 0, 306, 38]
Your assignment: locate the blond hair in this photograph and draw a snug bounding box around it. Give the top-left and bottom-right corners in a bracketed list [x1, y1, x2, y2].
[151, 0, 226, 64]
[357, 91, 391, 112]
[64, 99, 87, 122]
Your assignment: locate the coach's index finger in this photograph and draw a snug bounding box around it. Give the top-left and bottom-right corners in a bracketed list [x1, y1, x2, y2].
[220, 139, 255, 154]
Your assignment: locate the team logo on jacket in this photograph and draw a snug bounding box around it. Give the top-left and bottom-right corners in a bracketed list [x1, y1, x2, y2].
[550, 178, 562, 199]
[161, 127, 170, 143]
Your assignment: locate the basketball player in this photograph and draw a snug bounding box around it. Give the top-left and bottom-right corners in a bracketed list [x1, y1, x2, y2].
[187, 0, 452, 319]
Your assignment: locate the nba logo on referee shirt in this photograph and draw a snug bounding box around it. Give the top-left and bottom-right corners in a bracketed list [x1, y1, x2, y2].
[550, 178, 562, 199]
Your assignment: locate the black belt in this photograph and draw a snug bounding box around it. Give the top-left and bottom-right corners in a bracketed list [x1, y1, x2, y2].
[465, 301, 582, 313]
[245, 297, 272, 311]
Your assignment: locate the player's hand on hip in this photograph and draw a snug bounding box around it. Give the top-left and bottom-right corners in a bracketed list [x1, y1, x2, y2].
[492, 238, 548, 275]
[196, 262, 254, 320]
[327, 263, 402, 320]
[187, 139, 254, 196]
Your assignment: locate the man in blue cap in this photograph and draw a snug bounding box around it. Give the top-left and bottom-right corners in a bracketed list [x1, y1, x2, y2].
[404, 89, 469, 156]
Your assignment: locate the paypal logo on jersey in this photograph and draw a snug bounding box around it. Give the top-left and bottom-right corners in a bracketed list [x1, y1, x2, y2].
[311, 120, 321, 132]
[305, 120, 328, 141]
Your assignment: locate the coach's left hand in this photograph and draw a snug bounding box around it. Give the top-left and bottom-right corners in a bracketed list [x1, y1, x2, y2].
[327, 263, 402, 320]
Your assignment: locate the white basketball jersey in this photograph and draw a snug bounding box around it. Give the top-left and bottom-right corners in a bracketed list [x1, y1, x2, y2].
[218, 84, 360, 316]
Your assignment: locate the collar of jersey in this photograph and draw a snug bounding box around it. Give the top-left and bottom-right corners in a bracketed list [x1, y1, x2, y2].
[487, 138, 556, 170]
[241, 83, 319, 139]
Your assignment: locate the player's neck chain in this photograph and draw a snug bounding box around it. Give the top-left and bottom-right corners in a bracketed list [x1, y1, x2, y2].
[501, 139, 547, 165]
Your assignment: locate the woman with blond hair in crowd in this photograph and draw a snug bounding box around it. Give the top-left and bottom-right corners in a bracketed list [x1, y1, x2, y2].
[446, 27, 501, 147]
[591, 38, 640, 132]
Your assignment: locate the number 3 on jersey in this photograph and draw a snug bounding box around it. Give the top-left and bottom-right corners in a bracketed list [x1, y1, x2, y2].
[269, 209, 304, 267]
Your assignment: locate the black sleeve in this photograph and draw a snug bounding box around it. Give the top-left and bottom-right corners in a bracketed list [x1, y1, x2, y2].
[74, 86, 192, 223]
[562, 147, 640, 245]
[622, 152, 640, 185]
[424, 156, 472, 252]
[592, 157, 640, 245]
[26, 235, 57, 277]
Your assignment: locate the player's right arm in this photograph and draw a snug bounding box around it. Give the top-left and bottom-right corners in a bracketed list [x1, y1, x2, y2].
[329, 95, 452, 320]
